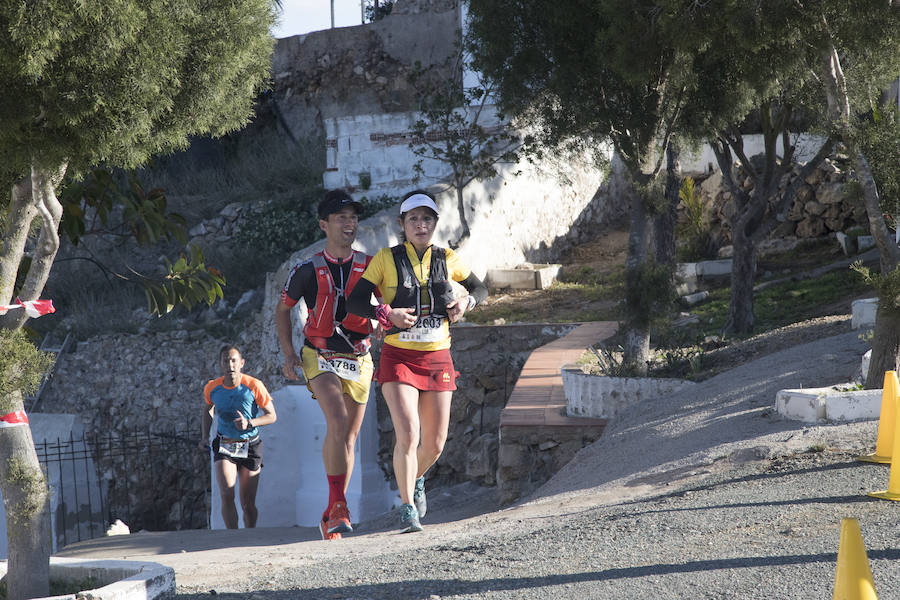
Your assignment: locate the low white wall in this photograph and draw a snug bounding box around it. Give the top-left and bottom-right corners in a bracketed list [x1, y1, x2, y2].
[208, 383, 395, 529]
[562, 369, 697, 419]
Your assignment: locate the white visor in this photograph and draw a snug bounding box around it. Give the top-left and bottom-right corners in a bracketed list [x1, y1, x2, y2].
[400, 193, 439, 215]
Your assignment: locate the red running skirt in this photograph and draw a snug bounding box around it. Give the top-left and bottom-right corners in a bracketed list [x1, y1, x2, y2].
[377, 344, 458, 391]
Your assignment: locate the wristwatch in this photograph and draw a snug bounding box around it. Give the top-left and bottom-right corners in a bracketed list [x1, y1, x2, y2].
[465, 295, 477, 311]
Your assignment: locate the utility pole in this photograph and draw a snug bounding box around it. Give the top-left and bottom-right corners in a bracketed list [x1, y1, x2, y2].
[331, 0, 335, 28]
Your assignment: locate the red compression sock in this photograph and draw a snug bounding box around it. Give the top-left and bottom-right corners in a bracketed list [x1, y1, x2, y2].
[327, 473, 347, 507]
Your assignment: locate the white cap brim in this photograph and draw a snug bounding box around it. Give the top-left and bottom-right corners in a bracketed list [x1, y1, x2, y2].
[400, 194, 439, 215]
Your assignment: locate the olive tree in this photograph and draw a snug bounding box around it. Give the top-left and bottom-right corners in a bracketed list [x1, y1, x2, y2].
[467, 0, 735, 372]
[0, 1, 276, 598]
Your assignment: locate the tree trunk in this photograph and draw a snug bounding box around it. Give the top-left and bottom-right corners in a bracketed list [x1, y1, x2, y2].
[0, 163, 66, 598]
[818, 34, 900, 381]
[623, 181, 652, 375]
[728, 226, 756, 333]
[0, 179, 39, 305]
[654, 142, 681, 266]
[452, 177, 471, 247]
[0, 393, 51, 600]
[855, 151, 900, 274]
[0, 164, 66, 331]
[866, 303, 900, 388]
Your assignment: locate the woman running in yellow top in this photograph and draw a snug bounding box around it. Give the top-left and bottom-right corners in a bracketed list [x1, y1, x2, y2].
[347, 190, 487, 532]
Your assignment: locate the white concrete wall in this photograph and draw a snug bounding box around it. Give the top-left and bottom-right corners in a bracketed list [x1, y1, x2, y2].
[323, 106, 510, 200]
[261, 112, 611, 370]
[208, 384, 395, 529]
[680, 133, 828, 174]
[0, 414, 96, 559]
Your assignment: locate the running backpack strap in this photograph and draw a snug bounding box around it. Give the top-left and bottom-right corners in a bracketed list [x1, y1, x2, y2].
[429, 247, 449, 283]
[428, 247, 456, 313]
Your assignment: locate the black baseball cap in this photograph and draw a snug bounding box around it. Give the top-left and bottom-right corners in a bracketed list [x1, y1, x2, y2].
[318, 190, 363, 219]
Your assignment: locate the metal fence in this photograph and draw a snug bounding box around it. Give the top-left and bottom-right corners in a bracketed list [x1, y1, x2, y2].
[35, 427, 210, 549]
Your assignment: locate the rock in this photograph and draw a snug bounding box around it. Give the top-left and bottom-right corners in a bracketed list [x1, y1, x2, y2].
[795, 216, 826, 238]
[105, 519, 130, 536]
[816, 182, 845, 205]
[220, 203, 244, 219]
[804, 200, 825, 216]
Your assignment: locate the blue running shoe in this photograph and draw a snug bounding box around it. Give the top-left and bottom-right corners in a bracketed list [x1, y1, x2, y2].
[399, 503, 422, 533]
[413, 476, 427, 519]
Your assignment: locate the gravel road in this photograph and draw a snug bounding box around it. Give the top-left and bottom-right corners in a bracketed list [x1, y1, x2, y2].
[69, 320, 899, 599]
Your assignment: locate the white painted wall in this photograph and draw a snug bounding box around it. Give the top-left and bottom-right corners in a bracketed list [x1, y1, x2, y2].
[680, 133, 829, 174]
[208, 383, 395, 529]
[0, 414, 99, 559]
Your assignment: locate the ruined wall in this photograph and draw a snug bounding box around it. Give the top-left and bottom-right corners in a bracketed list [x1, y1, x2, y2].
[266, 3, 460, 143]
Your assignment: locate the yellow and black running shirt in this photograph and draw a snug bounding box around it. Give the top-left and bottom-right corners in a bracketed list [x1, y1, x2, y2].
[362, 242, 470, 351]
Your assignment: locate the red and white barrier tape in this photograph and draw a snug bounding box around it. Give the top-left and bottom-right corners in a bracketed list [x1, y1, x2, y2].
[0, 410, 29, 428]
[0, 298, 55, 319]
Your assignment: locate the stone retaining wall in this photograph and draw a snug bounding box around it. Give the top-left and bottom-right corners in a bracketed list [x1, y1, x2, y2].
[371, 323, 577, 488]
[695, 153, 866, 249]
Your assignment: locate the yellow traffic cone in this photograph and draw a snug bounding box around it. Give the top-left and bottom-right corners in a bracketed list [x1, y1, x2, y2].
[868, 385, 900, 500]
[858, 371, 898, 464]
[833, 518, 878, 600]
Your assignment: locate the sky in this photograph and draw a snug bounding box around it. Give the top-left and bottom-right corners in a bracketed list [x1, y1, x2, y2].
[272, 0, 369, 38]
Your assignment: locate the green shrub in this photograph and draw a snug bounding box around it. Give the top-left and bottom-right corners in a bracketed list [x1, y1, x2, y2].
[0, 329, 53, 410]
[676, 176, 714, 261]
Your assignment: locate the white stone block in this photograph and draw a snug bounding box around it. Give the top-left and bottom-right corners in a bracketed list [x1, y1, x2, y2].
[486, 265, 561, 290]
[695, 259, 733, 278]
[851, 298, 877, 330]
[775, 386, 881, 423]
[681, 291, 709, 306]
[775, 389, 825, 422]
[862, 349, 872, 384]
[825, 389, 882, 422]
[857, 235, 876, 252]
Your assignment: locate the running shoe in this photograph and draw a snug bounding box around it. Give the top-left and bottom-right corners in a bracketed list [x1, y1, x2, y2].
[413, 476, 427, 519]
[399, 503, 422, 533]
[320, 509, 342, 540]
[326, 501, 353, 535]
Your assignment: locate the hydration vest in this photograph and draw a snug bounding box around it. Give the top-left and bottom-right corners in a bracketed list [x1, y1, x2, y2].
[386, 244, 456, 335]
[303, 251, 372, 352]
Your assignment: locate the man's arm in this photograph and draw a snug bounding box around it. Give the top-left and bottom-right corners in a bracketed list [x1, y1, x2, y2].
[251, 401, 277, 428]
[276, 302, 304, 381]
[200, 403, 214, 450]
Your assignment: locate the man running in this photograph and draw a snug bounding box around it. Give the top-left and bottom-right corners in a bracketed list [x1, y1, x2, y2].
[275, 189, 379, 540]
[201, 345, 277, 529]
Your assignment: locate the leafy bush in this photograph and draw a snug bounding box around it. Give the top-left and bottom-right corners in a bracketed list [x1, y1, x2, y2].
[855, 105, 900, 220]
[0, 329, 53, 407]
[676, 176, 714, 261]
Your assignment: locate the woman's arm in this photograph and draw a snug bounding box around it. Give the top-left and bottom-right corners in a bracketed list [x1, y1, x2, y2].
[459, 272, 488, 306]
[347, 278, 378, 319]
[447, 272, 488, 323]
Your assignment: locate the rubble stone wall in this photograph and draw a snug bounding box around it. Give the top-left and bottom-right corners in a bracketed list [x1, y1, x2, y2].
[693, 153, 867, 249]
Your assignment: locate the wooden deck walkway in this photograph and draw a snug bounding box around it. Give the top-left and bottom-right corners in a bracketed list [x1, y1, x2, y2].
[497, 321, 618, 503]
[500, 321, 618, 429]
